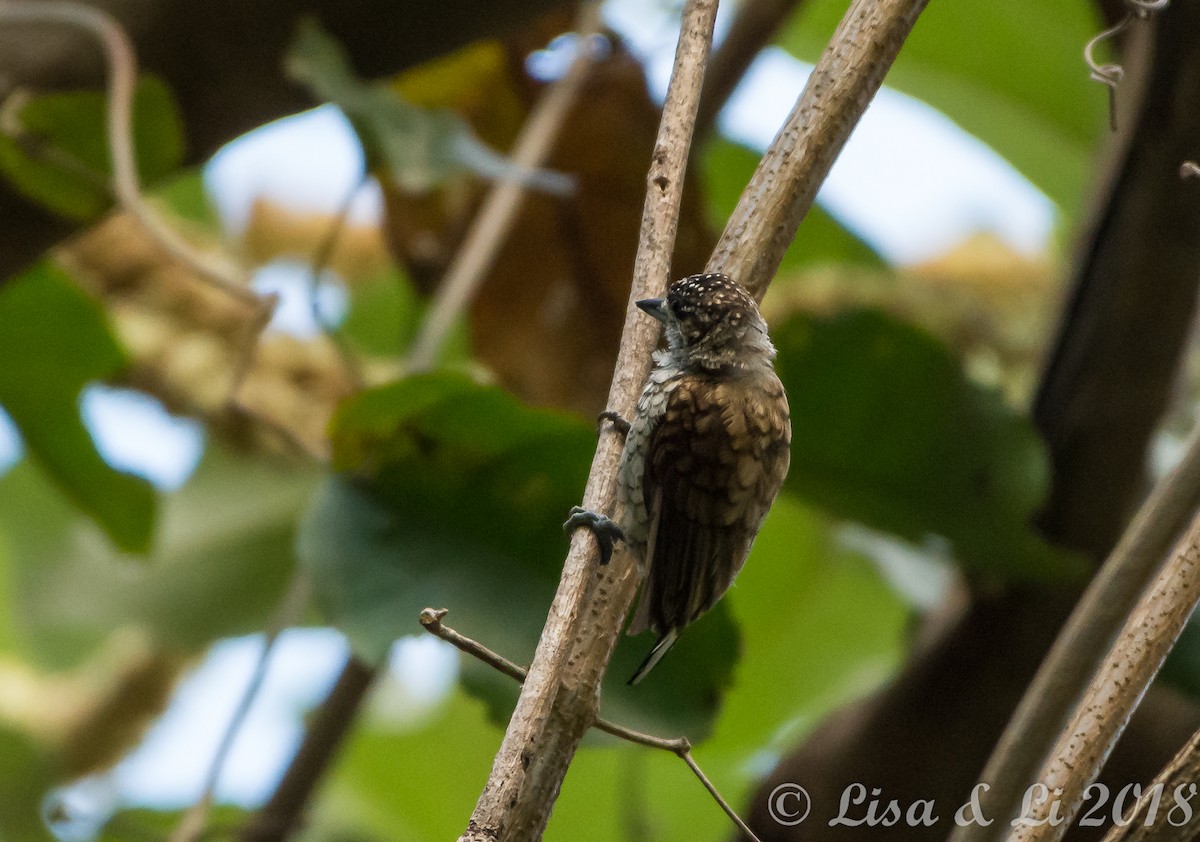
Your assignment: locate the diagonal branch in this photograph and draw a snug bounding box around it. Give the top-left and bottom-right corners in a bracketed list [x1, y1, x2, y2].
[1102, 728, 1200, 841]
[461, 0, 930, 839]
[951, 425, 1200, 842]
[1009, 509, 1200, 840]
[171, 574, 312, 842]
[238, 657, 381, 842]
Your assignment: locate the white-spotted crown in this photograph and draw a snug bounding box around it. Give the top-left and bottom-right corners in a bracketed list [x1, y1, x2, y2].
[661, 273, 774, 369]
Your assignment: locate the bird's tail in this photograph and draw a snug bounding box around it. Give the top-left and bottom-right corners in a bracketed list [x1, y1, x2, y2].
[627, 629, 679, 686]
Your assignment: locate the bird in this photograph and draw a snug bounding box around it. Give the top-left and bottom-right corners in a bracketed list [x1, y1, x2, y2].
[566, 272, 791, 684]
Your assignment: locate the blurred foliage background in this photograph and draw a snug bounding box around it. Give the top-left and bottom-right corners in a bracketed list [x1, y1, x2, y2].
[1, 0, 1198, 840]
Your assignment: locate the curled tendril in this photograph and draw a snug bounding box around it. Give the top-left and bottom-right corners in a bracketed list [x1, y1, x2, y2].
[1083, 1, 1170, 132]
[1084, 14, 1130, 131]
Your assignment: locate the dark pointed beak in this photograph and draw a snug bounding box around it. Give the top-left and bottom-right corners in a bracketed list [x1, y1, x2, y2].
[636, 298, 668, 323]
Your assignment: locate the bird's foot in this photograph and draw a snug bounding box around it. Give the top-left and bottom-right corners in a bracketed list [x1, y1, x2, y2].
[563, 506, 625, 565]
[596, 410, 631, 437]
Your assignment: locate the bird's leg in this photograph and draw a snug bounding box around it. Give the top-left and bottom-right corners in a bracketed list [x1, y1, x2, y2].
[563, 506, 625, 565]
[596, 410, 631, 437]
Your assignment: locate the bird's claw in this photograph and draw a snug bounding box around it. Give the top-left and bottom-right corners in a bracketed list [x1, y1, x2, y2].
[596, 410, 631, 437]
[563, 506, 625, 565]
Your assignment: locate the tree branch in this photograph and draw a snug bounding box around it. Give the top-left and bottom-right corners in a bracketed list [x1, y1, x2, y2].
[1102, 728, 1200, 841]
[306, 175, 368, 390]
[1009, 508, 1200, 840]
[459, 1, 720, 839]
[0, 1, 263, 309]
[1034, 0, 1200, 561]
[461, 0, 931, 838]
[951, 425, 1200, 842]
[418, 608, 762, 842]
[171, 574, 312, 842]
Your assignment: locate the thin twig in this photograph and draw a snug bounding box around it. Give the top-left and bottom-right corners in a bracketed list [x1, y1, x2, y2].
[405, 4, 602, 372]
[695, 0, 807, 137]
[170, 574, 312, 842]
[459, 2, 720, 838]
[952, 425, 1200, 842]
[0, 1, 267, 315]
[419, 608, 527, 683]
[1007, 509, 1200, 841]
[418, 608, 762, 842]
[678, 750, 761, 842]
[705, 0, 931, 300]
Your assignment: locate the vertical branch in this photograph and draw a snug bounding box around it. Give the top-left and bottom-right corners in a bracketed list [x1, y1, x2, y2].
[461, 0, 933, 838]
[459, 1, 720, 839]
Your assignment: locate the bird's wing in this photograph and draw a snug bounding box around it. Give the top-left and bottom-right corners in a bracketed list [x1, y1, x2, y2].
[627, 373, 790, 636]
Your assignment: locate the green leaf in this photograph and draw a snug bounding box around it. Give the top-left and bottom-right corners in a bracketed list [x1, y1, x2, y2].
[284, 18, 571, 195]
[710, 496, 908, 749]
[774, 309, 1083, 580]
[0, 75, 185, 220]
[0, 446, 316, 667]
[94, 806, 247, 842]
[0, 522, 19, 654]
[0, 725, 58, 842]
[153, 168, 221, 228]
[778, 0, 1103, 213]
[704, 138, 884, 270]
[339, 267, 423, 357]
[0, 262, 156, 553]
[300, 372, 739, 736]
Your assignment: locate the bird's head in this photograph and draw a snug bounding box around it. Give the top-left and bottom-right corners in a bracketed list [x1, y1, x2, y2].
[637, 273, 775, 371]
